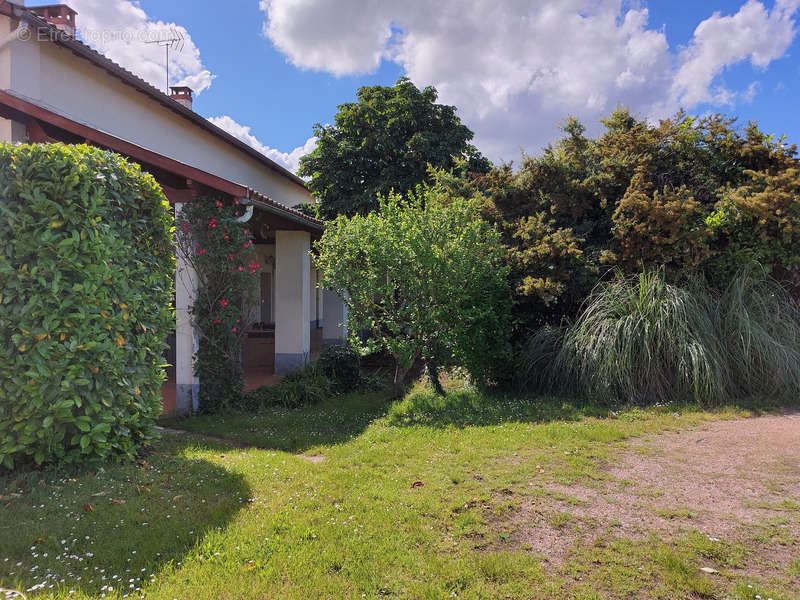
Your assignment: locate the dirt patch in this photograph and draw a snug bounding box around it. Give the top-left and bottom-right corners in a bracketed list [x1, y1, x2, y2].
[298, 454, 326, 464]
[498, 413, 800, 565]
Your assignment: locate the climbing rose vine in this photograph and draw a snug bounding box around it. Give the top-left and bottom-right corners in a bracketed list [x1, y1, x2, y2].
[175, 195, 261, 412]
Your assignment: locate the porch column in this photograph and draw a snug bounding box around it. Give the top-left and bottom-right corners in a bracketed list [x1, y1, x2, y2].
[175, 202, 199, 414]
[322, 289, 348, 346]
[275, 230, 311, 374]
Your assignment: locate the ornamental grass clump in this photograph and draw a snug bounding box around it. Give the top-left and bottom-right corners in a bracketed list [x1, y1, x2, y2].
[717, 263, 800, 401]
[556, 271, 728, 406]
[0, 144, 174, 469]
[518, 266, 800, 407]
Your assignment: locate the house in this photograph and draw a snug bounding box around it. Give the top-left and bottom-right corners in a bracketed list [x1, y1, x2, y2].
[0, 1, 348, 414]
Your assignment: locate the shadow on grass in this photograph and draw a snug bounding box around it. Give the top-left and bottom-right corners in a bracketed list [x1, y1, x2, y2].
[165, 381, 797, 452]
[0, 436, 249, 598]
[173, 391, 392, 453]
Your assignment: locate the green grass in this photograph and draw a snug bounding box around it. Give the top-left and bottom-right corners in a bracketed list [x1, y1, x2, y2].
[0, 384, 795, 599]
[172, 390, 389, 452]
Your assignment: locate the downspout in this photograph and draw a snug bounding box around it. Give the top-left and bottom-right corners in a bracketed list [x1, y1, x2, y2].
[233, 199, 253, 223]
[229, 193, 323, 230]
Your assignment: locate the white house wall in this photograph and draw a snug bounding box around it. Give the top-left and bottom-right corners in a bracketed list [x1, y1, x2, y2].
[0, 19, 311, 208]
[0, 16, 36, 141]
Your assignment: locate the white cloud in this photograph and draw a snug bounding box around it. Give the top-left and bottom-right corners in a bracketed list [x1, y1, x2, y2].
[208, 115, 316, 173]
[259, 0, 800, 162]
[67, 0, 214, 94]
[741, 81, 761, 103]
[670, 0, 798, 107]
[259, 0, 395, 76]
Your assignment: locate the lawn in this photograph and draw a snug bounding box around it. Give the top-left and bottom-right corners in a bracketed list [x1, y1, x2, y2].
[1, 383, 798, 599]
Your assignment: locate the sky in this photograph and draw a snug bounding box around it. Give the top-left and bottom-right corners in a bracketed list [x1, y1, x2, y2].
[26, 0, 800, 173]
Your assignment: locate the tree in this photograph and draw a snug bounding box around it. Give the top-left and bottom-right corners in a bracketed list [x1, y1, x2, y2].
[427, 164, 589, 334]
[315, 190, 510, 396]
[706, 166, 800, 285]
[299, 77, 490, 219]
[447, 109, 799, 331]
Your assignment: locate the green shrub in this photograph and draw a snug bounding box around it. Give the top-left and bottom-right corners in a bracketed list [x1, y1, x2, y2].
[242, 363, 333, 410]
[275, 366, 333, 408]
[0, 144, 174, 469]
[236, 383, 277, 411]
[706, 168, 800, 284]
[317, 345, 361, 392]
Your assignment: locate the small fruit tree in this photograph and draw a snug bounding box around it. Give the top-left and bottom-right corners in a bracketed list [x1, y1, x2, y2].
[0, 144, 174, 469]
[315, 190, 511, 395]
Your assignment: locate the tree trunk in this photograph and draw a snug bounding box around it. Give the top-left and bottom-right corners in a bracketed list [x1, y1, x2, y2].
[426, 359, 445, 396]
[392, 361, 409, 398]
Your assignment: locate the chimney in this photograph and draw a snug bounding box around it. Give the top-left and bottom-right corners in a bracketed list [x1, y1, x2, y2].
[29, 4, 78, 37]
[169, 86, 193, 110]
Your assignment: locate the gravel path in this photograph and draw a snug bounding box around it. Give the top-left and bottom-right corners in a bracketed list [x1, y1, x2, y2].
[506, 413, 800, 565]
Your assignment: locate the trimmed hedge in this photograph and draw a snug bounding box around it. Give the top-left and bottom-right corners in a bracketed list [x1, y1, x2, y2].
[0, 144, 174, 469]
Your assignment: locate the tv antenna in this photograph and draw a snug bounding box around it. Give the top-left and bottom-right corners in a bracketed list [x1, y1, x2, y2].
[145, 27, 185, 93]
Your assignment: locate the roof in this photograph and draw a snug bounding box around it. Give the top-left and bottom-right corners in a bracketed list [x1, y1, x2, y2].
[28, 4, 77, 15]
[248, 187, 323, 231]
[0, 87, 323, 231]
[0, 1, 310, 192]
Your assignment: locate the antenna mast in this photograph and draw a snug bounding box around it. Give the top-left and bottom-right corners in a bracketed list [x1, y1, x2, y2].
[145, 27, 185, 93]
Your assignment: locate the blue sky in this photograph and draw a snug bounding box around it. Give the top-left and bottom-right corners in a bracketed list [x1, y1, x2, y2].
[645, 1, 799, 141]
[29, 0, 800, 170]
[136, 0, 403, 154]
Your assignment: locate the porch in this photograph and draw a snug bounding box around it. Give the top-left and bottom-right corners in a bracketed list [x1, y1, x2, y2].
[0, 76, 343, 417]
[161, 326, 323, 414]
[170, 197, 348, 415]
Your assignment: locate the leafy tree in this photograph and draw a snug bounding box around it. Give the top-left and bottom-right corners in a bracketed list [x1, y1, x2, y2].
[611, 165, 712, 275]
[427, 164, 589, 333]
[299, 77, 490, 219]
[315, 190, 510, 395]
[706, 167, 800, 282]
[449, 109, 799, 331]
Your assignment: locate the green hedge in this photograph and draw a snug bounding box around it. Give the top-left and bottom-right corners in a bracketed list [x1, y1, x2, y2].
[0, 144, 174, 469]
